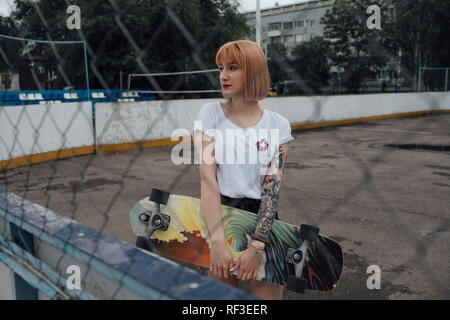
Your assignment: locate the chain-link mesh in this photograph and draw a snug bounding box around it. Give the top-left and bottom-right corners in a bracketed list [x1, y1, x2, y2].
[0, 0, 449, 300]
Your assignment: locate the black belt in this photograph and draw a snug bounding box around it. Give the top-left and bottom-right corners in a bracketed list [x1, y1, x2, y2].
[220, 194, 279, 220]
[220, 194, 261, 214]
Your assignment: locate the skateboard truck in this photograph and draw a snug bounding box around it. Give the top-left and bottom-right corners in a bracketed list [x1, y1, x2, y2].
[138, 189, 171, 251]
[286, 224, 319, 293]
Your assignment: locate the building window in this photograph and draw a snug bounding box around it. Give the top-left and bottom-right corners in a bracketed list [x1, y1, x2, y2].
[271, 36, 282, 44]
[284, 35, 294, 43]
[295, 20, 304, 28]
[268, 23, 281, 31]
[311, 19, 315, 27]
[283, 22, 293, 29]
[296, 34, 303, 43]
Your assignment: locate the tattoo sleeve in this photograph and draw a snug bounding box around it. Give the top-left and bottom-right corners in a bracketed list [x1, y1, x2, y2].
[254, 143, 288, 243]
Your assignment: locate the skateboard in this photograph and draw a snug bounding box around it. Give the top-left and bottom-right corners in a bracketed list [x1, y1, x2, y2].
[129, 189, 343, 293]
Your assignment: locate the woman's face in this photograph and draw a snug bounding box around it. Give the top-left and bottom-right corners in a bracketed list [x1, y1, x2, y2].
[218, 58, 244, 100]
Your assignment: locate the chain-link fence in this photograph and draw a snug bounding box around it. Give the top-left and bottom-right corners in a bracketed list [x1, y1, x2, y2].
[0, 0, 449, 300]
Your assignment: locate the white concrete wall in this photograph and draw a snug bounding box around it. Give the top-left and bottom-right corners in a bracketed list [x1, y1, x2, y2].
[95, 99, 218, 145]
[95, 92, 450, 145]
[0, 102, 94, 161]
[259, 92, 449, 124]
[1, 93, 448, 162]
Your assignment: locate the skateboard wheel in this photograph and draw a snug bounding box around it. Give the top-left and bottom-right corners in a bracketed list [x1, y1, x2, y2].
[286, 275, 307, 293]
[149, 189, 170, 205]
[299, 224, 319, 241]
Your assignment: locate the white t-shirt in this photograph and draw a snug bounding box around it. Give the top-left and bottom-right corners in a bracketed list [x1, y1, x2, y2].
[194, 101, 294, 199]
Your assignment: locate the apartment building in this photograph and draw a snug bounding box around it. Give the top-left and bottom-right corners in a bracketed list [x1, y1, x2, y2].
[244, 0, 405, 92]
[244, 0, 334, 56]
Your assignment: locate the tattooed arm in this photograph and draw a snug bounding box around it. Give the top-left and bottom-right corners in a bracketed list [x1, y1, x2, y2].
[253, 142, 289, 244]
[230, 142, 289, 280]
[229, 142, 289, 281]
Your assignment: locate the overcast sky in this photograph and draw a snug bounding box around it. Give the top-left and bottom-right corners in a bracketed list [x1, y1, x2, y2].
[0, 0, 310, 16]
[0, 0, 15, 17]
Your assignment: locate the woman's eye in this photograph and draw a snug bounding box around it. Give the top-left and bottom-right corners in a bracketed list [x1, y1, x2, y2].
[218, 65, 237, 72]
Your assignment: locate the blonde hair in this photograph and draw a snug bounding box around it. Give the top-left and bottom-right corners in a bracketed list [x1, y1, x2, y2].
[216, 40, 270, 102]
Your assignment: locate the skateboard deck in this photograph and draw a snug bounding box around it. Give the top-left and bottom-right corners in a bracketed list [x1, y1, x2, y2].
[130, 192, 343, 292]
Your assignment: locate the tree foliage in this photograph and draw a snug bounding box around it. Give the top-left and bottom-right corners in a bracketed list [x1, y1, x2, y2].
[0, 16, 21, 72]
[321, 0, 389, 93]
[290, 36, 330, 94]
[266, 43, 290, 91]
[382, 0, 450, 90]
[8, 0, 251, 91]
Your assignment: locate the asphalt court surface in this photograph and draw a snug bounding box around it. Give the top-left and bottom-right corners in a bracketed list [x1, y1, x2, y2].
[2, 112, 449, 299]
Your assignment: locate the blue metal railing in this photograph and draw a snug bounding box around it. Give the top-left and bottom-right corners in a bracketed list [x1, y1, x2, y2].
[0, 189, 256, 300]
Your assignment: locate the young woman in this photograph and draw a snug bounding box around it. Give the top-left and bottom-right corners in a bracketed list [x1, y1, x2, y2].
[194, 40, 293, 300]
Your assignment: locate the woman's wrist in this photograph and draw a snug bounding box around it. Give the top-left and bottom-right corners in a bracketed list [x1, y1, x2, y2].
[211, 233, 226, 246]
[250, 239, 265, 251]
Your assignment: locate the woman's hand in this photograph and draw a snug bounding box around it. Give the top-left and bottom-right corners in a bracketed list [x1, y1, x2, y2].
[209, 238, 234, 279]
[230, 242, 264, 281]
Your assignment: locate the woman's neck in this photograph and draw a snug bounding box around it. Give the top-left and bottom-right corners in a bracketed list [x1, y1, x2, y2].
[227, 97, 261, 115]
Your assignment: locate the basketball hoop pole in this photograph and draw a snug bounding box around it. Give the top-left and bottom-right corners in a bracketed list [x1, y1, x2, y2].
[256, 0, 261, 48]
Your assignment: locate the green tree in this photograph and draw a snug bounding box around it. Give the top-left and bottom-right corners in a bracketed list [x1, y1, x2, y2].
[321, 0, 389, 93]
[10, 0, 250, 92]
[290, 36, 330, 94]
[382, 0, 450, 91]
[0, 16, 21, 72]
[266, 43, 289, 92]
